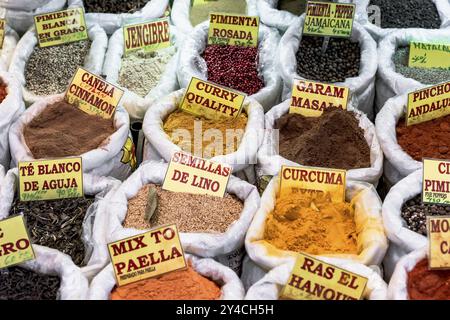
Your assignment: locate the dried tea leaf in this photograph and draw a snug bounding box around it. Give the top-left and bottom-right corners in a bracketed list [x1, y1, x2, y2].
[144, 186, 158, 224]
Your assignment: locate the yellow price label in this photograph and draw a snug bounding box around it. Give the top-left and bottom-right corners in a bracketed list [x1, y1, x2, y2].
[0, 216, 36, 269]
[422, 158, 450, 205]
[406, 81, 450, 126]
[409, 41, 450, 69]
[123, 17, 171, 55]
[0, 19, 5, 49]
[289, 79, 349, 117]
[303, 2, 355, 38]
[65, 67, 125, 119]
[281, 253, 367, 300]
[428, 216, 450, 269]
[34, 7, 88, 48]
[162, 151, 232, 198]
[208, 13, 259, 47]
[18, 158, 84, 202]
[279, 165, 346, 203]
[179, 77, 245, 120]
[108, 224, 187, 286]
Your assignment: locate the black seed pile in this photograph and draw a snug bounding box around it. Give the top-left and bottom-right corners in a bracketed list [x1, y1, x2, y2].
[0, 267, 60, 300]
[9, 197, 95, 267]
[84, 0, 151, 14]
[401, 195, 450, 235]
[296, 36, 360, 83]
[369, 0, 441, 29]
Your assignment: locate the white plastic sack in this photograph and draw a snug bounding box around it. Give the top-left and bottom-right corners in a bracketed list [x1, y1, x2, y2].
[257, 0, 303, 33]
[89, 254, 245, 300]
[0, 71, 25, 169]
[375, 93, 420, 186]
[9, 94, 133, 181]
[375, 28, 450, 114]
[245, 260, 388, 300]
[279, 15, 378, 120]
[245, 176, 388, 271]
[142, 89, 265, 173]
[103, 160, 260, 273]
[0, 167, 121, 279]
[381, 169, 428, 280]
[102, 25, 182, 121]
[8, 23, 107, 106]
[0, 24, 19, 71]
[350, 0, 450, 42]
[257, 99, 383, 186]
[240, 254, 268, 291]
[172, 0, 258, 34]
[177, 21, 282, 112]
[387, 247, 428, 300]
[84, 0, 170, 35]
[8, 245, 89, 300]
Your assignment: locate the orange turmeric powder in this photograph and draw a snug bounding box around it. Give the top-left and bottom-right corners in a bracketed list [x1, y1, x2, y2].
[264, 191, 358, 255]
[163, 110, 248, 158]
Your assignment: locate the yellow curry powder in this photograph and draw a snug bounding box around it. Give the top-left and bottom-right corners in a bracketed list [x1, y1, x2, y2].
[163, 110, 248, 158]
[264, 191, 358, 255]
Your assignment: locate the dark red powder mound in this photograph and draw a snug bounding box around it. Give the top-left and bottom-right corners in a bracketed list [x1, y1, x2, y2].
[202, 45, 264, 95]
[407, 259, 450, 300]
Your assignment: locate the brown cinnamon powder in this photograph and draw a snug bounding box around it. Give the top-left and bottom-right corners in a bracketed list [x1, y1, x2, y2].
[24, 100, 115, 158]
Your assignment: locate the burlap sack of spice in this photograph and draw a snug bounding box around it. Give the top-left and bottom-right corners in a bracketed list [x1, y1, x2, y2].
[375, 28, 450, 114]
[102, 25, 183, 121]
[8, 94, 133, 181]
[171, 0, 258, 34]
[3, 0, 84, 35]
[83, 0, 169, 35]
[142, 89, 265, 174]
[8, 23, 107, 106]
[0, 24, 19, 71]
[257, 99, 383, 187]
[348, 0, 450, 42]
[89, 254, 245, 300]
[103, 161, 260, 272]
[278, 15, 377, 120]
[245, 177, 388, 271]
[381, 170, 427, 280]
[176, 22, 282, 112]
[11, 245, 89, 300]
[0, 168, 121, 280]
[245, 260, 388, 300]
[257, 0, 304, 33]
[0, 71, 25, 169]
[387, 247, 428, 300]
[375, 93, 422, 186]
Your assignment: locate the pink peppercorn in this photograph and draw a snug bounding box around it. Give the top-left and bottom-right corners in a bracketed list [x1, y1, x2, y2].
[202, 45, 265, 95]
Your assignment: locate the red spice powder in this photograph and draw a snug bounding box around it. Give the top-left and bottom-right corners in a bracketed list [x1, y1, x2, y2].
[202, 45, 264, 95]
[0, 82, 7, 103]
[396, 115, 450, 161]
[407, 259, 450, 300]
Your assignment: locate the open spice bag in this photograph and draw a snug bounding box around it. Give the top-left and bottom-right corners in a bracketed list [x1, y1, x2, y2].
[171, 0, 258, 34]
[0, 168, 121, 280]
[142, 88, 265, 175]
[9, 94, 133, 181]
[245, 175, 388, 272]
[88, 253, 245, 300]
[102, 24, 183, 121]
[0, 245, 89, 300]
[245, 260, 388, 300]
[176, 20, 281, 112]
[100, 161, 260, 274]
[375, 28, 450, 114]
[256, 98, 383, 191]
[375, 93, 428, 186]
[350, 0, 450, 42]
[257, 0, 307, 33]
[0, 24, 19, 71]
[0, 70, 25, 169]
[8, 22, 107, 106]
[278, 15, 377, 120]
[83, 0, 170, 35]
